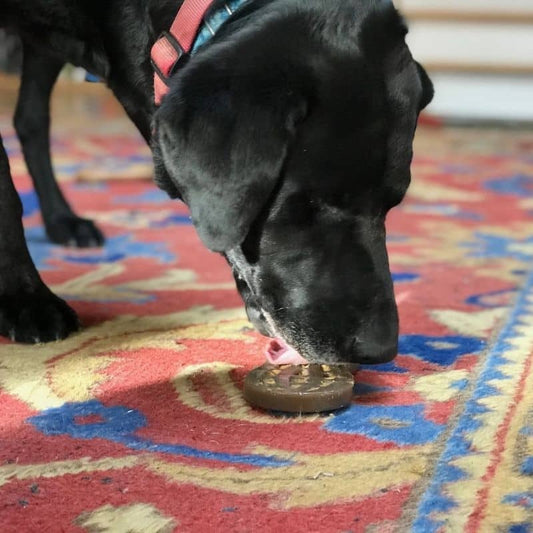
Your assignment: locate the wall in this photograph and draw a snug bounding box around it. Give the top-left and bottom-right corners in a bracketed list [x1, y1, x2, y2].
[396, 0, 533, 121]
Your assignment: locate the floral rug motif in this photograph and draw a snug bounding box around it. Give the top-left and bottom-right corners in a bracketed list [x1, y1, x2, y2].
[1, 117, 533, 532]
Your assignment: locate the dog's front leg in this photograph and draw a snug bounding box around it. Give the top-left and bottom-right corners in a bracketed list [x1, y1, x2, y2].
[14, 43, 104, 248]
[0, 132, 79, 343]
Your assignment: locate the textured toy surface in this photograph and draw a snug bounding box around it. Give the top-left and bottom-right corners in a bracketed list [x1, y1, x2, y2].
[1, 108, 533, 532]
[243, 364, 355, 413]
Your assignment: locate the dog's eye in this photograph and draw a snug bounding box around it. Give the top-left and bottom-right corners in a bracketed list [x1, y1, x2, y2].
[320, 192, 355, 211]
[283, 193, 317, 225]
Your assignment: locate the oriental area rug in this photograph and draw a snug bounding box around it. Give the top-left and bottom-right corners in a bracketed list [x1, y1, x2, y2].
[1, 84, 533, 532]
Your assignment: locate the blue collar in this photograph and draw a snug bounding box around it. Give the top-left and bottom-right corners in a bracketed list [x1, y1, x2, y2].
[192, 0, 250, 53]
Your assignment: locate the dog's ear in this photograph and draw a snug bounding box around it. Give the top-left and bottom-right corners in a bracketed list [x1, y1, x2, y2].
[415, 61, 434, 110]
[154, 52, 307, 252]
[151, 137, 181, 199]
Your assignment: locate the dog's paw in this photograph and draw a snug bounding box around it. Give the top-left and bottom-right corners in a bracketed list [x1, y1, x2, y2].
[46, 214, 105, 248]
[0, 287, 80, 343]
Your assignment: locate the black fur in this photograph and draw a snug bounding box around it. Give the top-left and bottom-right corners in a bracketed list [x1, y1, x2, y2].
[0, 0, 433, 361]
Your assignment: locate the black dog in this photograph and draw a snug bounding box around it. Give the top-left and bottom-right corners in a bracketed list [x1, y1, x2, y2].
[0, 0, 433, 363]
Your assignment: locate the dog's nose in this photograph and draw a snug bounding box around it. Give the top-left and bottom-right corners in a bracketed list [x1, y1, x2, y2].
[347, 337, 398, 364]
[344, 298, 399, 364]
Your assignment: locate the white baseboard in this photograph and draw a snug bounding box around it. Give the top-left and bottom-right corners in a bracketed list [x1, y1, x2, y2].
[424, 73, 533, 122]
[407, 21, 533, 70]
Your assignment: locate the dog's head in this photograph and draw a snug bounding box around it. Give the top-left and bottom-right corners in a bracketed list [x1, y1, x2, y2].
[152, 0, 434, 364]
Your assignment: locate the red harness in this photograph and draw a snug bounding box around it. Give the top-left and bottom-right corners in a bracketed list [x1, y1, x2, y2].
[151, 0, 215, 106]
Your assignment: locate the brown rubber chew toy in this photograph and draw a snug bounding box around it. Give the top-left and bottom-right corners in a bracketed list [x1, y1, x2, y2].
[243, 364, 355, 414]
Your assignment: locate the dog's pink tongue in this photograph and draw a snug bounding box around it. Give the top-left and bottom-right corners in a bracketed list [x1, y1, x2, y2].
[265, 338, 308, 365]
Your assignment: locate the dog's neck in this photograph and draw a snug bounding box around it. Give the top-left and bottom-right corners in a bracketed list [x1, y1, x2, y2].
[151, 0, 251, 105]
[76, 0, 269, 144]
